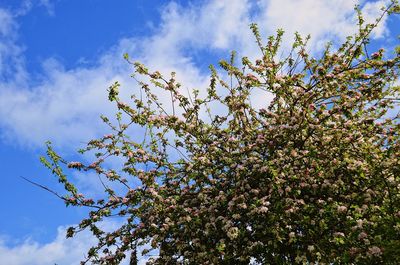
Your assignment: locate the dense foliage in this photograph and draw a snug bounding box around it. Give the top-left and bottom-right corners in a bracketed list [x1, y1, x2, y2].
[42, 2, 400, 264]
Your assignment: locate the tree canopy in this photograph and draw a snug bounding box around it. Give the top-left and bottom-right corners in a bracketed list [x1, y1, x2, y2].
[41, 2, 400, 264]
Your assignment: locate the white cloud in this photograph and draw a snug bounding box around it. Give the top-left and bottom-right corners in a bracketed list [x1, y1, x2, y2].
[38, 0, 57, 15]
[0, 221, 151, 265]
[0, 8, 26, 82]
[0, 58, 128, 148]
[155, 0, 253, 50]
[13, 0, 57, 16]
[0, 9, 15, 36]
[360, 0, 391, 38]
[255, 0, 391, 51]
[258, 0, 358, 37]
[0, 225, 95, 265]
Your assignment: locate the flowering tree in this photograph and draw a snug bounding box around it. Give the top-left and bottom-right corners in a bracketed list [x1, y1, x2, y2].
[41, 2, 400, 264]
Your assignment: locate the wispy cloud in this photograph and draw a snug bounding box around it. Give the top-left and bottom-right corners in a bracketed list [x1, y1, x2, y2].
[256, 0, 391, 51]
[0, 225, 96, 265]
[0, 220, 151, 265]
[0, 9, 15, 36]
[0, 8, 25, 82]
[38, 0, 57, 16]
[14, 0, 57, 16]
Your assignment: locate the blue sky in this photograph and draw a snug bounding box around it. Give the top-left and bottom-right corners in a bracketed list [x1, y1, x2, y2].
[0, 0, 398, 264]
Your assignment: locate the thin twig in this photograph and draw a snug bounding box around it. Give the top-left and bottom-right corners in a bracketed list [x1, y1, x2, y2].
[20, 176, 66, 201]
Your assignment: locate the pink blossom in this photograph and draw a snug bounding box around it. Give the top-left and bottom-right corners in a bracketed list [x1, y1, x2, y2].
[367, 246, 382, 256]
[358, 232, 368, 240]
[337, 205, 347, 214]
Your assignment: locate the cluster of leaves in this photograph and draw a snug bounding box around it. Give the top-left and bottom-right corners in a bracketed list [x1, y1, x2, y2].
[41, 2, 400, 264]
